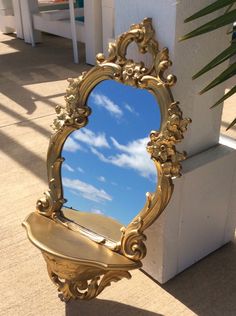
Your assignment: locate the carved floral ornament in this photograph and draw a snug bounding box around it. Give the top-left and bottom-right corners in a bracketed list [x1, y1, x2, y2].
[23, 18, 191, 301]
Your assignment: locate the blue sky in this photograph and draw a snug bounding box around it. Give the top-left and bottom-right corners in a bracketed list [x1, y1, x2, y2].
[61, 80, 161, 225]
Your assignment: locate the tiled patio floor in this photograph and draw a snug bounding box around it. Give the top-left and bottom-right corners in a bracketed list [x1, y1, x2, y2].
[0, 32, 236, 316]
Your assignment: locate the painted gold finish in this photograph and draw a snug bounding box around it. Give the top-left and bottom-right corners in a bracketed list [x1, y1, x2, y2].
[62, 208, 123, 243]
[46, 259, 131, 302]
[23, 18, 191, 301]
[23, 212, 139, 301]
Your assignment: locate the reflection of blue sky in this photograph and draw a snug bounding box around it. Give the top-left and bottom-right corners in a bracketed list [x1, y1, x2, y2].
[62, 80, 161, 225]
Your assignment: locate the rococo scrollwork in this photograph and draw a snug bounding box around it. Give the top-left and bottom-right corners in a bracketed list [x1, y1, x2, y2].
[23, 18, 191, 301]
[44, 252, 131, 301]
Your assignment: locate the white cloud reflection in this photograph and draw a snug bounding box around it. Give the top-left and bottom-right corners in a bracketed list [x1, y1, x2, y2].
[97, 176, 106, 182]
[91, 92, 123, 118]
[63, 177, 112, 203]
[77, 167, 84, 173]
[124, 103, 139, 116]
[73, 128, 110, 148]
[63, 163, 74, 172]
[91, 137, 156, 179]
[63, 137, 82, 152]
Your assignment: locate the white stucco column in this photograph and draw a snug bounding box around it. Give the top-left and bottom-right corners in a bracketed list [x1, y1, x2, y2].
[115, 0, 236, 283]
[101, 0, 115, 55]
[0, 0, 15, 33]
[20, 0, 41, 45]
[84, 0, 103, 65]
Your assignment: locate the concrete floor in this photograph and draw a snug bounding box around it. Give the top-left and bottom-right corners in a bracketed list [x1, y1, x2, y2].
[0, 32, 236, 316]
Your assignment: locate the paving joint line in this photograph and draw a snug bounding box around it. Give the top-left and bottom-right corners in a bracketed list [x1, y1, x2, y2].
[0, 112, 56, 129]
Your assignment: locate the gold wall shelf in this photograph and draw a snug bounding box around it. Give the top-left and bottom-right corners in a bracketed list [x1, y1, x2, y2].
[23, 18, 191, 301]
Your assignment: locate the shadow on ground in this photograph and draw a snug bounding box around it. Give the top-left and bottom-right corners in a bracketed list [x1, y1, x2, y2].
[0, 33, 89, 115]
[66, 299, 163, 316]
[161, 241, 236, 315]
[0, 33, 90, 180]
[64, 241, 236, 316]
[0, 33, 87, 80]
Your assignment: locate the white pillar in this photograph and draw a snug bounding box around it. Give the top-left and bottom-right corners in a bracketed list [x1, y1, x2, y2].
[101, 0, 114, 55]
[20, 0, 41, 45]
[69, 0, 79, 64]
[115, 0, 236, 283]
[84, 0, 103, 65]
[12, 0, 24, 39]
[0, 0, 15, 33]
[143, 141, 236, 283]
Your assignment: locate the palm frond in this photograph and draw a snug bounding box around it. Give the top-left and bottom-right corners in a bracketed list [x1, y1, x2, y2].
[184, 0, 236, 23]
[211, 85, 236, 108]
[180, 9, 236, 41]
[181, 0, 236, 129]
[227, 117, 236, 130]
[193, 43, 236, 79]
[224, 2, 236, 13]
[200, 62, 236, 94]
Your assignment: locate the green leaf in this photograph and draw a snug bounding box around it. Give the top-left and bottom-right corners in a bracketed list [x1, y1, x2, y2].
[200, 62, 236, 94]
[226, 117, 236, 130]
[180, 9, 236, 41]
[184, 0, 236, 23]
[211, 85, 236, 108]
[224, 2, 235, 13]
[193, 43, 236, 79]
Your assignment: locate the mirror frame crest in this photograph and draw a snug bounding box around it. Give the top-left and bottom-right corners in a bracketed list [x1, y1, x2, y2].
[36, 18, 191, 261]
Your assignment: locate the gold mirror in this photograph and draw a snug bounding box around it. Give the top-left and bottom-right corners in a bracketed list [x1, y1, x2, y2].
[23, 18, 191, 301]
[61, 79, 161, 245]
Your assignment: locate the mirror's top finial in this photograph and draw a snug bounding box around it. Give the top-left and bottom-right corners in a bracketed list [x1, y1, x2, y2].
[96, 18, 177, 87]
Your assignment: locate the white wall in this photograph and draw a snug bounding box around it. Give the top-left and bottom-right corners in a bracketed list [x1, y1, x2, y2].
[115, 0, 236, 283]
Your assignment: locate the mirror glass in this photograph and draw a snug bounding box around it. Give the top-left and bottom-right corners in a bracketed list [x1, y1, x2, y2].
[61, 80, 161, 240]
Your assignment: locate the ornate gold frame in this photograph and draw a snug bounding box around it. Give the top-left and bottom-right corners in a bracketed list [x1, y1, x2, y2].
[23, 18, 190, 301]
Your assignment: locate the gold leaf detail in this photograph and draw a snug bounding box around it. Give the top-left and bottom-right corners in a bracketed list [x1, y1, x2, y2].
[147, 102, 191, 179]
[44, 253, 131, 301]
[52, 75, 91, 132]
[120, 217, 147, 261]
